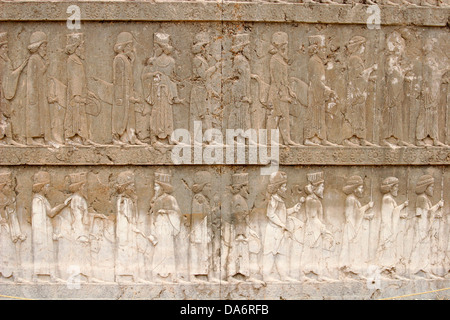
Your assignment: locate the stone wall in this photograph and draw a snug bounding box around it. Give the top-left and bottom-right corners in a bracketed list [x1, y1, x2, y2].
[0, 1, 448, 299]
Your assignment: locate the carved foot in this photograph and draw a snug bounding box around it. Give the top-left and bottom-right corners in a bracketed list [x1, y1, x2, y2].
[304, 138, 321, 146]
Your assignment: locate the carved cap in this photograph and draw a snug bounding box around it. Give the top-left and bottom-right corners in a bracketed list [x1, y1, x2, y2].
[154, 32, 170, 46]
[117, 170, 135, 187]
[232, 172, 248, 187]
[68, 172, 87, 190]
[28, 31, 47, 48]
[193, 171, 211, 186]
[271, 32, 288, 47]
[307, 171, 324, 186]
[115, 32, 133, 47]
[193, 32, 210, 46]
[232, 33, 250, 51]
[33, 171, 50, 189]
[269, 171, 287, 186]
[67, 33, 83, 47]
[154, 168, 171, 185]
[415, 174, 434, 194]
[308, 35, 325, 47]
[343, 175, 363, 195]
[380, 176, 399, 194]
[0, 32, 7, 46]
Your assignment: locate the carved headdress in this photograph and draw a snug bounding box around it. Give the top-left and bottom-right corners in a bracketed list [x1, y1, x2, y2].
[380, 176, 399, 194]
[343, 175, 364, 195]
[307, 171, 324, 187]
[232, 172, 249, 187]
[154, 168, 173, 193]
[192, 32, 210, 54]
[415, 174, 434, 195]
[28, 31, 47, 51]
[231, 33, 250, 52]
[114, 32, 133, 53]
[346, 36, 366, 54]
[267, 171, 287, 194]
[68, 172, 87, 193]
[192, 171, 211, 194]
[32, 171, 51, 192]
[65, 33, 83, 54]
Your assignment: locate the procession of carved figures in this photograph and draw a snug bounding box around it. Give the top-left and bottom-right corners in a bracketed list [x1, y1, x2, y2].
[0, 167, 447, 283]
[1, 27, 449, 148]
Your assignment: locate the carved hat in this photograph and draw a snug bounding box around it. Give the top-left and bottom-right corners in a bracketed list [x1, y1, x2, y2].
[232, 172, 249, 187]
[66, 33, 83, 53]
[117, 170, 135, 187]
[28, 31, 47, 50]
[114, 32, 133, 52]
[192, 171, 212, 193]
[33, 171, 51, 190]
[343, 175, 364, 195]
[308, 35, 325, 48]
[415, 174, 434, 194]
[0, 32, 7, 46]
[232, 33, 250, 51]
[194, 32, 210, 46]
[380, 176, 399, 194]
[268, 170, 287, 191]
[154, 32, 170, 47]
[307, 171, 324, 187]
[154, 168, 172, 186]
[347, 36, 366, 48]
[271, 32, 288, 47]
[68, 172, 87, 192]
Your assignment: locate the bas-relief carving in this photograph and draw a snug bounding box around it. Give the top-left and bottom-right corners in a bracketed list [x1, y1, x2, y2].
[0, 167, 443, 284]
[0, 26, 448, 149]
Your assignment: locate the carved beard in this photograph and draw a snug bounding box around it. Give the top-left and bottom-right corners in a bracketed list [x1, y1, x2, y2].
[125, 49, 135, 63]
[123, 187, 137, 201]
[0, 51, 9, 62]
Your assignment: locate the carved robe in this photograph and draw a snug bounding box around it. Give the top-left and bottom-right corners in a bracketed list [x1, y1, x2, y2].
[115, 195, 138, 278]
[267, 53, 291, 142]
[113, 53, 136, 140]
[151, 193, 181, 278]
[305, 55, 328, 140]
[377, 194, 402, 269]
[26, 53, 51, 140]
[409, 194, 433, 274]
[65, 54, 89, 140]
[416, 54, 440, 141]
[339, 194, 369, 271]
[190, 193, 210, 276]
[302, 194, 332, 275]
[0, 193, 22, 277]
[31, 194, 55, 276]
[190, 54, 212, 141]
[263, 193, 290, 257]
[345, 55, 368, 140]
[228, 193, 251, 278]
[0, 55, 22, 141]
[382, 55, 404, 141]
[229, 53, 251, 132]
[144, 54, 178, 140]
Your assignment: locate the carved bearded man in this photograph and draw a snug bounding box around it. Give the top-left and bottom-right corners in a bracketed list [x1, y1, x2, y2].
[26, 31, 53, 146]
[31, 171, 67, 282]
[150, 170, 182, 283]
[112, 32, 144, 145]
[339, 175, 374, 277]
[304, 35, 337, 147]
[143, 33, 183, 146]
[0, 32, 27, 146]
[262, 171, 302, 282]
[189, 171, 213, 282]
[266, 32, 299, 146]
[114, 170, 140, 283]
[302, 172, 334, 280]
[0, 171, 25, 281]
[409, 175, 444, 279]
[376, 177, 408, 278]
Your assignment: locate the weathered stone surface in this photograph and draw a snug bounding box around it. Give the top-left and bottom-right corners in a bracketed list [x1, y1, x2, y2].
[0, 0, 448, 300]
